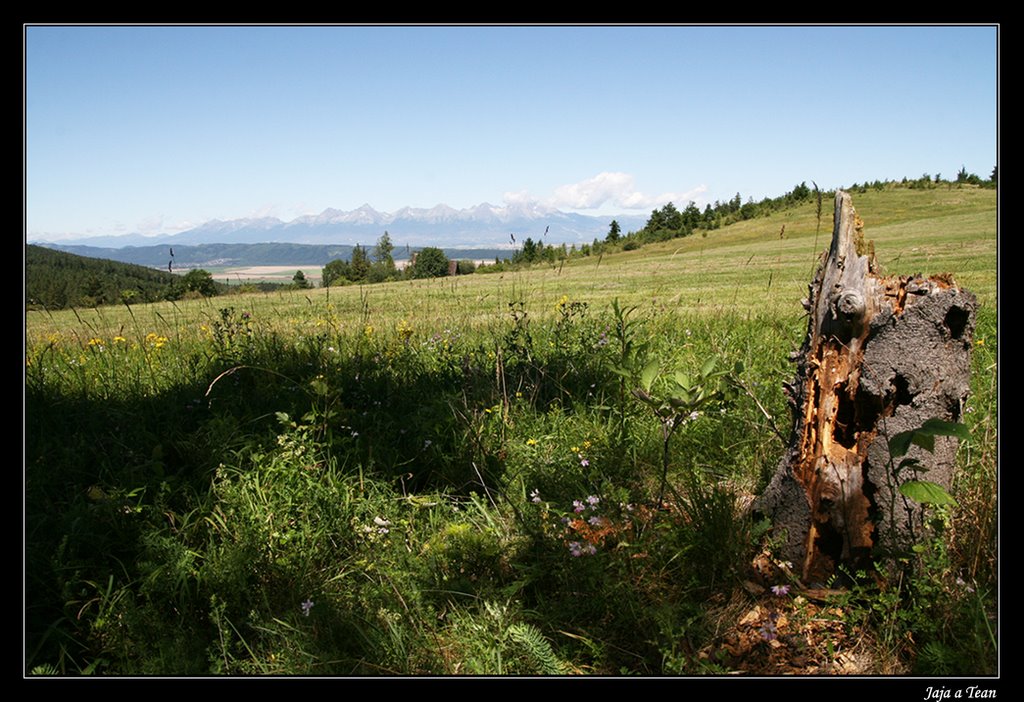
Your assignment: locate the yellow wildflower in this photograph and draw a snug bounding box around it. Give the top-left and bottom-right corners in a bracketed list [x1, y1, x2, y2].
[526, 438, 538, 446]
[364, 324, 374, 338]
[88, 337, 103, 346]
[397, 319, 414, 342]
[113, 336, 127, 344]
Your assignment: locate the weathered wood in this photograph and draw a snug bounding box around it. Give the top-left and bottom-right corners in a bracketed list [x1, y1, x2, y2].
[753, 191, 976, 584]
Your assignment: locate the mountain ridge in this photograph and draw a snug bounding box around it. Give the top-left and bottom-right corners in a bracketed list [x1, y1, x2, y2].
[29, 202, 649, 249]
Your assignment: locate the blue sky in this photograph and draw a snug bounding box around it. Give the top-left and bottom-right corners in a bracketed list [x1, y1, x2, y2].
[25, 25, 998, 241]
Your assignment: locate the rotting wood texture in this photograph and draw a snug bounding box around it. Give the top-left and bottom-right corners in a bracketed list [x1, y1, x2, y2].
[753, 191, 976, 585]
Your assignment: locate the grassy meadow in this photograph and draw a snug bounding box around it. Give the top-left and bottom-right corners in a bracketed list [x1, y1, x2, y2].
[25, 186, 997, 676]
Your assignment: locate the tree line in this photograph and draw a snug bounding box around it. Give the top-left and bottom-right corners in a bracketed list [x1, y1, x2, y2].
[319, 232, 469, 287]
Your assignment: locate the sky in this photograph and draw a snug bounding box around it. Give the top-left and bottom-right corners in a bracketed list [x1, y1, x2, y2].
[25, 24, 998, 242]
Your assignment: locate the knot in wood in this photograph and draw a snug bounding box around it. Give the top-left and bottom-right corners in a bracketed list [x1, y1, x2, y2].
[835, 289, 865, 323]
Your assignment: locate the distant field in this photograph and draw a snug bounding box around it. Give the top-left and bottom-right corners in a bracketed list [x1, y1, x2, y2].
[205, 265, 326, 285]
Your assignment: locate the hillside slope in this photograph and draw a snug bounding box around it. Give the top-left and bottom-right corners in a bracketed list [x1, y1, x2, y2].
[26, 244, 182, 309]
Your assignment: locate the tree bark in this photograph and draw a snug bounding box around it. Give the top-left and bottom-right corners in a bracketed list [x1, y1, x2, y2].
[753, 191, 976, 584]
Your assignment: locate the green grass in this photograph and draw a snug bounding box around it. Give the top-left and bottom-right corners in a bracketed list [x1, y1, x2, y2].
[24, 186, 997, 676]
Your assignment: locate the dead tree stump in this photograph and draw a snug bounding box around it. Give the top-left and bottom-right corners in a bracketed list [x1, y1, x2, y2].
[753, 191, 976, 584]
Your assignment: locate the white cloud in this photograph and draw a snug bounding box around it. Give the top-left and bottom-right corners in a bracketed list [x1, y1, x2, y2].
[502, 189, 535, 205]
[550, 172, 638, 209]
[510, 172, 708, 212]
[136, 215, 166, 236]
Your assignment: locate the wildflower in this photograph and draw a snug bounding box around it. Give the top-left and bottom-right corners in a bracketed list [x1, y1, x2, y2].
[351, 430, 359, 438]
[588, 515, 603, 527]
[955, 576, 975, 593]
[573, 500, 585, 513]
[975, 338, 985, 346]
[423, 439, 432, 449]
[580, 457, 590, 468]
[584, 543, 597, 556]
[570, 445, 579, 453]
[586, 495, 600, 507]
[301, 598, 314, 616]
[568, 541, 583, 557]
[526, 438, 538, 446]
[758, 612, 778, 641]
[113, 335, 126, 344]
[771, 584, 790, 597]
[145, 332, 169, 349]
[530, 489, 541, 503]
[88, 337, 103, 346]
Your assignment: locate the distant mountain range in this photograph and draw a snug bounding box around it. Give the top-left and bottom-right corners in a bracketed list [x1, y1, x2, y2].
[31, 202, 650, 250]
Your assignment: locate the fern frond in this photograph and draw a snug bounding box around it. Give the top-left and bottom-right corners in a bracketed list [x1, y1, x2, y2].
[507, 623, 566, 675]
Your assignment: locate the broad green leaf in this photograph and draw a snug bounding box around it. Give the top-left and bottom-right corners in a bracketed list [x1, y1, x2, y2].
[911, 432, 936, 453]
[888, 430, 915, 458]
[640, 359, 660, 392]
[889, 419, 970, 458]
[899, 480, 958, 506]
[917, 418, 971, 441]
[700, 356, 717, 378]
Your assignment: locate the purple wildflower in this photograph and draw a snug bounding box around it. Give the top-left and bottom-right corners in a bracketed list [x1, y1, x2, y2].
[573, 500, 585, 513]
[568, 542, 583, 557]
[771, 584, 791, 597]
[301, 598, 314, 616]
[758, 612, 779, 641]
